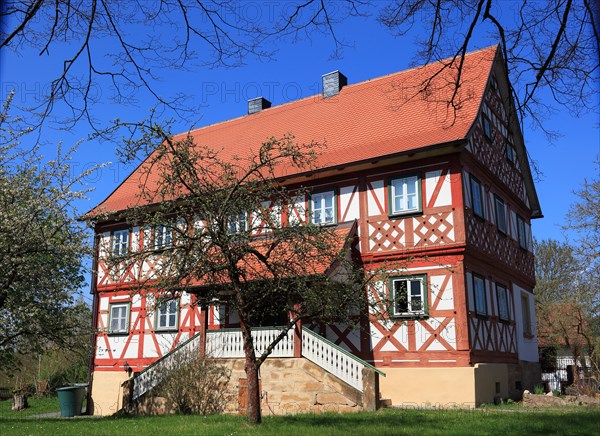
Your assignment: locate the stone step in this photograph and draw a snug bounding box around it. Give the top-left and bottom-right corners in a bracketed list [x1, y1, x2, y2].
[380, 398, 393, 408]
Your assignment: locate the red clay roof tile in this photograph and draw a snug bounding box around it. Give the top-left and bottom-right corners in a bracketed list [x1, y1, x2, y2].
[90, 46, 497, 216]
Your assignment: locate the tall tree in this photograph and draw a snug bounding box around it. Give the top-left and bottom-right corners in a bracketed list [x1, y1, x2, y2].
[534, 238, 599, 385]
[92, 128, 365, 423]
[0, 94, 96, 371]
[565, 167, 599, 265]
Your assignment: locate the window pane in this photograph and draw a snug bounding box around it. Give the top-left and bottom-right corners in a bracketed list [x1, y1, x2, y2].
[497, 286, 509, 320]
[394, 281, 408, 314]
[392, 177, 420, 213]
[495, 197, 507, 233]
[113, 230, 129, 255]
[474, 276, 486, 315]
[312, 192, 334, 224]
[471, 178, 484, 217]
[410, 280, 422, 311]
[110, 305, 127, 332]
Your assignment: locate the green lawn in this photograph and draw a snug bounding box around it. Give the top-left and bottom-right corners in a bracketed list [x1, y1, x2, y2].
[1, 397, 598, 435]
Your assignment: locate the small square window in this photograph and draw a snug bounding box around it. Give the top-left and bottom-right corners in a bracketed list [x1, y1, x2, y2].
[391, 275, 428, 318]
[494, 195, 507, 235]
[496, 284, 510, 322]
[228, 212, 248, 234]
[517, 215, 528, 249]
[482, 115, 492, 139]
[154, 225, 173, 250]
[472, 273, 488, 316]
[109, 303, 130, 334]
[470, 175, 485, 219]
[311, 190, 336, 225]
[112, 229, 129, 256]
[156, 299, 179, 331]
[390, 175, 421, 215]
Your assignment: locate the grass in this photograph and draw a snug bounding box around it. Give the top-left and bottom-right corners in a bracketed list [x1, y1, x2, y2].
[1, 397, 599, 435]
[0, 395, 61, 417]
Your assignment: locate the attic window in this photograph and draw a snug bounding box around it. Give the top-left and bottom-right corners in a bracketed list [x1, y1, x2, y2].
[506, 136, 515, 163]
[482, 114, 492, 140]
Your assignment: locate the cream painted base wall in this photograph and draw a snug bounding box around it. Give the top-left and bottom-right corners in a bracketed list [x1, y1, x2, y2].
[379, 364, 514, 407]
[90, 371, 130, 416]
[379, 367, 477, 408]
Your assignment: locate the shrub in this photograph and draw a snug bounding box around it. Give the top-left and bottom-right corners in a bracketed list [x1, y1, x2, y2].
[533, 385, 545, 395]
[156, 354, 231, 415]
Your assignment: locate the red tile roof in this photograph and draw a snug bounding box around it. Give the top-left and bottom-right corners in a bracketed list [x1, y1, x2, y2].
[186, 221, 358, 287]
[90, 46, 497, 216]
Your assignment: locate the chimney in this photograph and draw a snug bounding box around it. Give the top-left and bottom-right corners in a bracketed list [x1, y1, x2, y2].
[322, 71, 347, 98]
[248, 97, 271, 114]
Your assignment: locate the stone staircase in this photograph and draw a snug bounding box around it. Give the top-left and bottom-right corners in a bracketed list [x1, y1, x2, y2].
[123, 326, 385, 414]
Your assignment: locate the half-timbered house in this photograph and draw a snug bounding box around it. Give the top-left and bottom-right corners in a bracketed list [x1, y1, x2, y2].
[87, 45, 542, 415]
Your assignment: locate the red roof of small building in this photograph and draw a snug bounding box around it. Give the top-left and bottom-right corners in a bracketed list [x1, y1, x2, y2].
[90, 46, 498, 217]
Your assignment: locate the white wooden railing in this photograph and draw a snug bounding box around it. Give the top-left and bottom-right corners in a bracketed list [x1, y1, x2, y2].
[205, 327, 295, 358]
[130, 326, 382, 402]
[132, 332, 201, 399]
[302, 327, 377, 391]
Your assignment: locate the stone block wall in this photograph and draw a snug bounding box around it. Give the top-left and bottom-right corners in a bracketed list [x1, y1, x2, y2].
[217, 358, 366, 415]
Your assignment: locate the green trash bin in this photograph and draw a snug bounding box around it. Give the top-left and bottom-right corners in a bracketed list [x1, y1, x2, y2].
[57, 385, 87, 417]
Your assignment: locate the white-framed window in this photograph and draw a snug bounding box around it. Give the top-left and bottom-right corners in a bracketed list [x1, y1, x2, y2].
[482, 114, 492, 139]
[390, 275, 427, 317]
[311, 190, 336, 225]
[228, 212, 248, 234]
[521, 292, 532, 337]
[112, 229, 129, 256]
[390, 175, 420, 215]
[109, 303, 130, 334]
[154, 225, 173, 250]
[472, 273, 488, 316]
[496, 283, 510, 322]
[155, 298, 179, 331]
[470, 175, 485, 219]
[517, 215, 528, 249]
[494, 195, 507, 234]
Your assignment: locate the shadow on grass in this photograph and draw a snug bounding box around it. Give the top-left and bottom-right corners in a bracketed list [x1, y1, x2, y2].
[1, 407, 599, 435]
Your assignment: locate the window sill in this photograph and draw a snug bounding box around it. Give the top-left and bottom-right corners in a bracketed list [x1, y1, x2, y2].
[523, 333, 535, 340]
[388, 210, 423, 219]
[155, 328, 179, 333]
[392, 314, 429, 320]
[107, 331, 129, 336]
[475, 312, 489, 320]
[311, 222, 338, 227]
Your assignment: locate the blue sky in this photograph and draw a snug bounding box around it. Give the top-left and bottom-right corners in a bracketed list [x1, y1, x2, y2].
[1, 4, 598, 248]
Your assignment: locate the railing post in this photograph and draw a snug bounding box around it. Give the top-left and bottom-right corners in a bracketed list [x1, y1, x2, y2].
[293, 312, 302, 358]
[199, 304, 208, 358]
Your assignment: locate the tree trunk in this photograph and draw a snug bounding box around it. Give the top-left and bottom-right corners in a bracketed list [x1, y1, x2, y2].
[245, 358, 261, 424]
[240, 320, 261, 424]
[12, 393, 28, 411]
